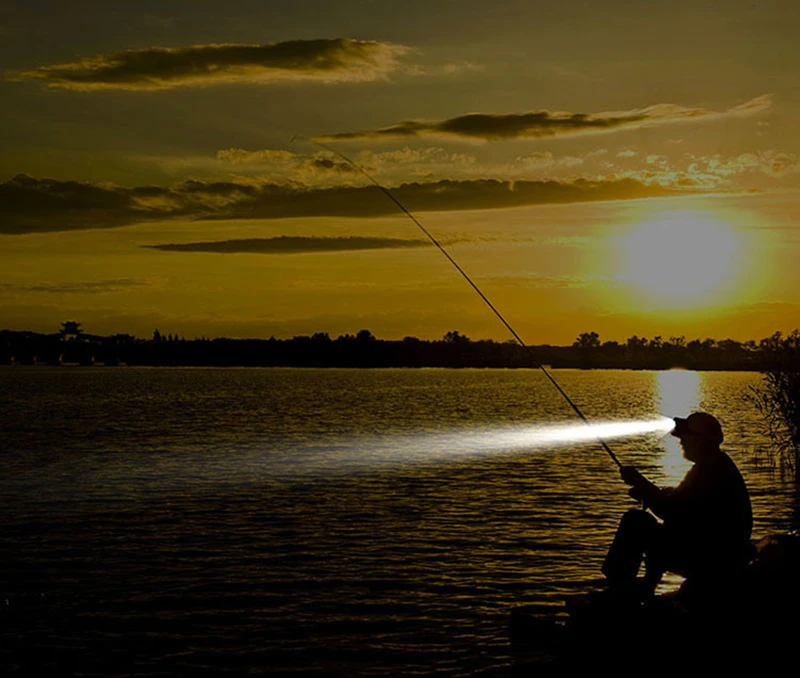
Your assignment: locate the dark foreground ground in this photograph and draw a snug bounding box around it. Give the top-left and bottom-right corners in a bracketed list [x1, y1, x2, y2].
[511, 532, 800, 674]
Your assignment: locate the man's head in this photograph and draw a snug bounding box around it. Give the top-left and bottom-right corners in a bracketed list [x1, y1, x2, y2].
[671, 412, 723, 462]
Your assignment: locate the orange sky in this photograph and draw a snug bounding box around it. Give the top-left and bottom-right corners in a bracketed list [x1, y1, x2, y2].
[2, 1, 799, 343]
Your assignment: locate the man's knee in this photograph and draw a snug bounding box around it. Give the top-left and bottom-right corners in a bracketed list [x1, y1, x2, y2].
[620, 509, 656, 530]
[615, 509, 660, 543]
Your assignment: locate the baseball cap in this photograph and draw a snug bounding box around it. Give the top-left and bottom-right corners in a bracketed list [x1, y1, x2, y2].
[671, 412, 724, 444]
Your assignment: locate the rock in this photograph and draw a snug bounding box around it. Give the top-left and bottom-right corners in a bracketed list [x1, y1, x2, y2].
[510, 532, 800, 672]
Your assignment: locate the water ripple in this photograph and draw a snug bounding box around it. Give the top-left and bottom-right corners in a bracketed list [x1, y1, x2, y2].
[1, 367, 796, 676]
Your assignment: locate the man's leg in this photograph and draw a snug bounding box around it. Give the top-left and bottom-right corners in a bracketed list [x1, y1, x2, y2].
[642, 527, 682, 596]
[642, 544, 668, 597]
[602, 509, 663, 591]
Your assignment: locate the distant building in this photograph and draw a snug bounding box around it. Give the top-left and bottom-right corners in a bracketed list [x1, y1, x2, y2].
[60, 321, 84, 342]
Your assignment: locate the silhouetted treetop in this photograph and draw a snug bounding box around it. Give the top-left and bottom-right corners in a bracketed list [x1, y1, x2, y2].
[3, 324, 800, 370]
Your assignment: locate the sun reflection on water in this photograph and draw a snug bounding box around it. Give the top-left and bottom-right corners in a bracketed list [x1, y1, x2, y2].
[656, 369, 702, 484]
[653, 369, 704, 594]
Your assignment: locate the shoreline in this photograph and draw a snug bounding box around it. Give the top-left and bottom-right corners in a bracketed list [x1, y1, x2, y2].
[0, 362, 766, 371]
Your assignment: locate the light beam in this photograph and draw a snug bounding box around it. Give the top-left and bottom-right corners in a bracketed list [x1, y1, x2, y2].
[264, 417, 676, 477]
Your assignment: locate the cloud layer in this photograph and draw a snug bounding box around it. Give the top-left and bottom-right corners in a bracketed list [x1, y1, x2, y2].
[1, 174, 685, 235]
[216, 148, 358, 178]
[143, 236, 430, 254]
[11, 39, 409, 91]
[316, 95, 772, 142]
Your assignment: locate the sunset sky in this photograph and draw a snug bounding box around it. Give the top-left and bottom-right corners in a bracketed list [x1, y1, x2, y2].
[2, 0, 799, 343]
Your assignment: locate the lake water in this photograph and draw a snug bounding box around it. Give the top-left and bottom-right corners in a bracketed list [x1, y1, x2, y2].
[1, 367, 796, 676]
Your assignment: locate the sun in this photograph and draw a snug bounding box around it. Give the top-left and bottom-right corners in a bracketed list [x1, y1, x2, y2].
[614, 210, 744, 309]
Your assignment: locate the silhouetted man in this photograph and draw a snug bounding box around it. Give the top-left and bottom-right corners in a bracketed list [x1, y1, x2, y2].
[602, 412, 753, 600]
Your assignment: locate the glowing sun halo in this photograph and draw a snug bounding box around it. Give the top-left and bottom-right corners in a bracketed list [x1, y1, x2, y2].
[616, 211, 743, 308]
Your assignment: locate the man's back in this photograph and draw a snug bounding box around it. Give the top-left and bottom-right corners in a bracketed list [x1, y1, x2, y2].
[662, 451, 752, 571]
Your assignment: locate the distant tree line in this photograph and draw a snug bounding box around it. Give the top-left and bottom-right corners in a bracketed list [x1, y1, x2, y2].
[566, 331, 790, 370]
[2, 322, 800, 371]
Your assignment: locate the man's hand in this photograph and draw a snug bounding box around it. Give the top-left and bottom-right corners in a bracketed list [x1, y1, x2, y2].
[620, 465, 646, 488]
[628, 486, 644, 501]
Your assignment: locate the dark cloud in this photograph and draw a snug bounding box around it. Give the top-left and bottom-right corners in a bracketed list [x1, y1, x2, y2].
[11, 39, 408, 91]
[143, 236, 430, 254]
[320, 112, 646, 141]
[0, 174, 150, 233]
[310, 157, 358, 173]
[1, 279, 142, 293]
[215, 148, 358, 177]
[316, 95, 772, 142]
[0, 173, 691, 235]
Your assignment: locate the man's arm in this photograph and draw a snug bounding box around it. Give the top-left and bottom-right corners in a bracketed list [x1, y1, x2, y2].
[620, 467, 678, 520]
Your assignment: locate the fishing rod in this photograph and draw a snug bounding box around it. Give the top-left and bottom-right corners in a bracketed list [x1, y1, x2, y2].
[293, 137, 622, 469]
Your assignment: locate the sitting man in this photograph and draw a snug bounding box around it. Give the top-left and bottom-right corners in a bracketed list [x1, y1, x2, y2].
[602, 412, 753, 601]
